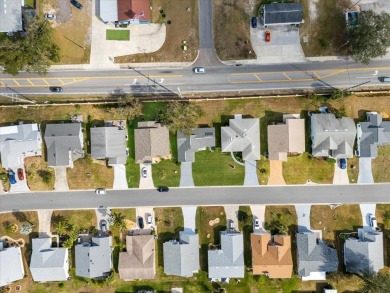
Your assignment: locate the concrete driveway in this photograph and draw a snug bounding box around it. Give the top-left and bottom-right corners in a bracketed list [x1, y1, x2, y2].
[244, 161, 259, 186]
[139, 164, 154, 189]
[358, 158, 374, 183]
[333, 160, 349, 184]
[224, 206, 239, 231]
[37, 209, 53, 237]
[360, 204, 377, 228]
[250, 25, 305, 63]
[295, 204, 312, 232]
[268, 160, 286, 185]
[113, 164, 128, 189]
[53, 167, 69, 191]
[10, 167, 30, 193]
[95, 207, 111, 232]
[250, 205, 266, 232]
[135, 207, 155, 231]
[180, 162, 194, 187]
[182, 206, 197, 233]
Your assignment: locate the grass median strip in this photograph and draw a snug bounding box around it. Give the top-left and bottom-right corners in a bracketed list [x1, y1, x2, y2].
[106, 29, 130, 41]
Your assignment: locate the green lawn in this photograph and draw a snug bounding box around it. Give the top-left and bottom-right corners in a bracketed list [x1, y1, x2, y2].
[24, 0, 35, 8]
[152, 159, 180, 187]
[192, 148, 245, 186]
[372, 145, 390, 182]
[282, 153, 335, 184]
[106, 29, 130, 41]
[51, 210, 97, 232]
[126, 157, 140, 188]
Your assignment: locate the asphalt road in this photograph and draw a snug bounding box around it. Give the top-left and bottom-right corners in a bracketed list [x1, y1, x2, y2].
[1, 60, 390, 97]
[1, 183, 389, 213]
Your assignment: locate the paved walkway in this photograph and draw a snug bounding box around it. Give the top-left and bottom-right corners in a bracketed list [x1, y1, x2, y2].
[113, 164, 128, 189]
[37, 209, 53, 237]
[54, 167, 69, 191]
[139, 164, 154, 189]
[333, 161, 350, 184]
[268, 160, 286, 185]
[182, 206, 197, 233]
[295, 204, 312, 232]
[224, 206, 239, 231]
[180, 162, 195, 187]
[358, 158, 374, 183]
[250, 205, 266, 232]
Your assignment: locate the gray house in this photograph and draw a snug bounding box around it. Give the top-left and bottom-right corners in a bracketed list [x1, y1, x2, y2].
[311, 113, 356, 159]
[0, 0, 23, 32]
[75, 236, 112, 279]
[30, 237, 69, 282]
[91, 126, 127, 165]
[344, 229, 384, 274]
[0, 240, 24, 287]
[357, 112, 390, 158]
[263, 3, 303, 26]
[296, 232, 338, 281]
[177, 128, 215, 162]
[221, 117, 260, 161]
[0, 123, 42, 169]
[208, 231, 244, 280]
[44, 123, 84, 168]
[163, 232, 199, 277]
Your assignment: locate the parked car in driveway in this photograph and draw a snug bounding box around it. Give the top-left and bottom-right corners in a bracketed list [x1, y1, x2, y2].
[369, 214, 377, 228]
[265, 30, 271, 42]
[340, 158, 347, 169]
[17, 168, 24, 181]
[157, 186, 169, 192]
[138, 217, 144, 229]
[147, 214, 152, 225]
[251, 17, 257, 28]
[70, 0, 83, 9]
[253, 217, 260, 230]
[100, 220, 107, 232]
[8, 170, 16, 185]
[142, 167, 147, 178]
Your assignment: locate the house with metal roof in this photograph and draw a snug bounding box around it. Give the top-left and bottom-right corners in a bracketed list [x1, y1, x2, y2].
[263, 3, 303, 26]
[296, 232, 338, 281]
[251, 233, 293, 278]
[134, 121, 170, 164]
[44, 123, 84, 168]
[0, 240, 25, 287]
[208, 231, 244, 280]
[29, 237, 69, 282]
[75, 236, 113, 279]
[0, 0, 23, 32]
[99, 0, 150, 23]
[310, 113, 356, 159]
[177, 128, 215, 162]
[0, 123, 42, 169]
[91, 126, 127, 165]
[344, 228, 384, 274]
[267, 115, 305, 161]
[357, 112, 390, 158]
[118, 235, 155, 280]
[163, 232, 199, 277]
[221, 117, 260, 161]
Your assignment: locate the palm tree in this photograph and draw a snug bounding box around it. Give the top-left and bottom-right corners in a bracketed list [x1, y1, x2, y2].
[55, 220, 70, 236]
[111, 212, 126, 229]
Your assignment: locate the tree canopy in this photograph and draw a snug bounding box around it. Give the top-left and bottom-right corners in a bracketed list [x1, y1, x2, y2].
[360, 272, 390, 293]
[0, 17, 60, 75]
[348, 10, 390, 64]
[157, 102, 204, 135]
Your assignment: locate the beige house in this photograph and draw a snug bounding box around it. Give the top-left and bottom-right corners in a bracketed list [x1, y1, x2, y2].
[134, 121, 170, 163]
[267, 115, 305, 161]
[251, 233, 293, 278]
[118, 235, 155, 280]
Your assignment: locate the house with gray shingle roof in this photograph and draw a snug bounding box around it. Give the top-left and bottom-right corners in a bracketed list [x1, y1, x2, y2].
[0, 123, 42, 169]
[163, 232, 199, 277]
[29, 237, 69, 282]
[75, 236, 112, 279]
[0, 240, 25, 287]
[296, 232, 338, 281]
[311, 113, 356, 159]
[91, 126, 127, 165]
[118, 235, 155, 280]
[344, 228, 384, 274]
[208, 231, 244, 280]
[177, 128, 215, 162]
[134, 121, 170, 164]
[44, 123, 84, 168]
[0, 0, 23, 33]
[221, 117, 260, 161]
[357, 112, 390, 158]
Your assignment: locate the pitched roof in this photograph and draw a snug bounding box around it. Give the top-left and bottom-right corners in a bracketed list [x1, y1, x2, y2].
[75, 236, 112, 279]
[118, 0, 150, 22]
[251, 233, 293, 278]
[311, 114, 356, 159]
[0, 242, 24, 287]
[163, 232, 199, 277]
[91, 127, 127, 165]
[177, 128, 215, 162]
[118, 235, 155, 280]
[0, 0, 23, 32]
[208, 232, 244, 279]
[296, 232, 338, 277]
[357, 113, 390, 158]
[99, 0, 118, 22]
[344, 229, 384, 274]
[0, 123, 42, 169]
[30, 238, 69, 282]
[134, 121, 170, 163]
[264, 3, 303, 25]
[221, 118, 260, 161]
[44, 123, 84, 167]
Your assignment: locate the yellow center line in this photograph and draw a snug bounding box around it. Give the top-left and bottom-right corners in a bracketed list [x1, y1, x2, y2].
[59, 79, 65, 85]
[254, 74, 262, 81]
[230, 78, 315, 84]
[42, 80, 50, 85]
[27, 79, 34, 85]
[282, 73, 291, 80]
[13, 79, 20, 86]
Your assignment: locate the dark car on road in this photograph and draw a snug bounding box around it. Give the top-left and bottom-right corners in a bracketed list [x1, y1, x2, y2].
[138, 217, 144, 229]
[70, 0, 83, 9]
[157, 186, 169, 192]
[49, 87, 63, 92]
[251, 17, 257, 28]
